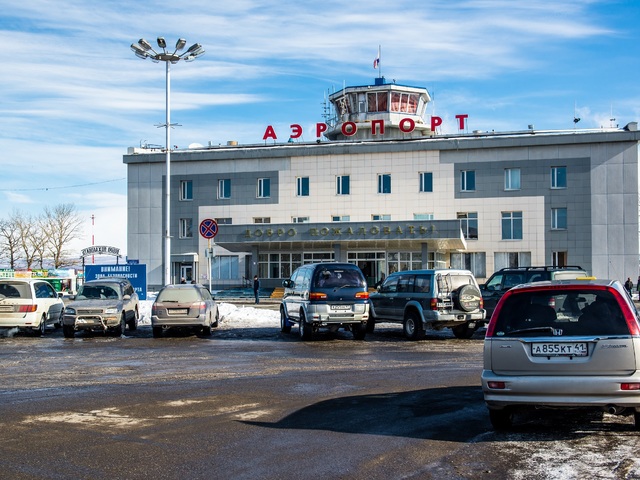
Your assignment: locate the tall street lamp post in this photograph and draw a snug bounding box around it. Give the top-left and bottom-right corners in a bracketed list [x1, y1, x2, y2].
[131, 37, 204, 286]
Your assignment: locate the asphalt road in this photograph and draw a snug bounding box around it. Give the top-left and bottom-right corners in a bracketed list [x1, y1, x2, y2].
[2, 324, 640, 479]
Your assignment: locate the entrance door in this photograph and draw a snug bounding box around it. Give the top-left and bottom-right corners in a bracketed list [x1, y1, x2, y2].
[180, 264, 193, 283]
[348, 252, 386, 288]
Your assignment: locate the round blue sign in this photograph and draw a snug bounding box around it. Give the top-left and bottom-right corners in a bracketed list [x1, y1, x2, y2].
[199, 219, 218, 238]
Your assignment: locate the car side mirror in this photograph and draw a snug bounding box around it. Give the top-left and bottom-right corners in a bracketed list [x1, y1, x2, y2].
[123, 294, 131, 300]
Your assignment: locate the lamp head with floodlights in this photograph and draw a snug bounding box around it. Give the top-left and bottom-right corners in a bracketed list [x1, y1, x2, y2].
[131, 38, 204, 64]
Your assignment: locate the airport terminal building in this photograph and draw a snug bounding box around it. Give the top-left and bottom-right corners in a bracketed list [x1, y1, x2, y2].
[123, 79, 640, 289]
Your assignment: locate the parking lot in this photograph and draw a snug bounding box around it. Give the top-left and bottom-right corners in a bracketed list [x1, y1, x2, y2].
[1, 306, 640, 479]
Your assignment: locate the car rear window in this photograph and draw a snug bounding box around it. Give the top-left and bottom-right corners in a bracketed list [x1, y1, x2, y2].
[0, 282, 32, 299]
[312, 267, 364, 289]
[157, 288, 201, 303]
[493, 289, 630, 337]
[437, 273, 475, 291]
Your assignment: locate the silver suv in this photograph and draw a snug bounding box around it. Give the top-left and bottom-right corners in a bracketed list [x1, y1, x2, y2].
[62, 277, 139, 337]
[368, 269, 486, 339]
[482, 278, 640, 430]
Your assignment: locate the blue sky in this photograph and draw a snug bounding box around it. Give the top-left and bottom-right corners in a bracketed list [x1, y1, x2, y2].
[1, 0, 639, 257]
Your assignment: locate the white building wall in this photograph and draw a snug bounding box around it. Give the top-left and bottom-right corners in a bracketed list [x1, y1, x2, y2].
[127, 129, 640, 288]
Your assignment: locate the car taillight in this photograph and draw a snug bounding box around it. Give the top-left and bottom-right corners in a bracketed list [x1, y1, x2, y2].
[488, 381, 506, 389]
[310, 292, 327, 300]
[151, 304, 159, 315]
[355, 291, 369, 300]
[197, 301, 206, 314]
[18, 305, 37, 313]
[621, 383, 640, 391]
[429, 298, 438, 310]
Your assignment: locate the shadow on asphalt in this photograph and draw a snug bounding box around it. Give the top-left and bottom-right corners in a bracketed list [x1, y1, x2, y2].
[243, 385, 490, 441]
[242, 385, 639, 441]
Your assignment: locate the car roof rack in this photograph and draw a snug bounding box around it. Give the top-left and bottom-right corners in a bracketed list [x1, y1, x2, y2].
[497, 266, 584, 272]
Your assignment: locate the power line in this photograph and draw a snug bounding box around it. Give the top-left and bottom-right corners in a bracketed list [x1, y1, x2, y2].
[0, 178, 125, 192]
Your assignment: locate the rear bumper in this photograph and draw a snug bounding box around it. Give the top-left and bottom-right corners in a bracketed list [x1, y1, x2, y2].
[307, 303, 369, 325]
[0, 313, 40, 329]
[424, 310, 486, 327]
[482, 370, 640, 408]
[151, 315, 206, 328]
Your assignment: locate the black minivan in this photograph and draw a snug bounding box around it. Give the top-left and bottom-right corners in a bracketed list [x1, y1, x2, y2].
[280, 262, 370, 340]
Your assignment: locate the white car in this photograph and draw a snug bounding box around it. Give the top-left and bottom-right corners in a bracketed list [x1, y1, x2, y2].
[0, 278, 65, 336]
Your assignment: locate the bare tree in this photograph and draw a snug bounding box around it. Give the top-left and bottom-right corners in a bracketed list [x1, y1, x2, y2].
[43, 204, 84, 268]
[32, 213, 48, 269]
[14, 211, 39, 269]
[0, 215, 23, 268]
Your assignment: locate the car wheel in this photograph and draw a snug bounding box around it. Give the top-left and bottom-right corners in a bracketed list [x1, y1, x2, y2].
[352, 322, 367, 340]
[299, 312, 313, 340]
[212, 309, 219, 328]
[365, 316, 376, 333]
[152, 326, 163, 338]
[116, 314, 126, 336]
[202, 315, 213, 336]
[452, 323, 475, 339]
[127, 308, 138, 331]
[35, 315, 47, 337]
[633, 411, 640, 430]
[63, 324, 75, 338]
[489, 408, 513, 430]
[403, 312, 425, 340]
[280, 308, 292, 333]
[453, 284, 482, 312]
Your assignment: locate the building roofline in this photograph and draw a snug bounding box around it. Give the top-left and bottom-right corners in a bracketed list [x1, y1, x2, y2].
[123, 125, 640, 164]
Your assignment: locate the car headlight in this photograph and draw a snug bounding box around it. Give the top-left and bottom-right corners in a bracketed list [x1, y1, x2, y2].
[65, 307, 76, 315]
[104, 308, 118, 314]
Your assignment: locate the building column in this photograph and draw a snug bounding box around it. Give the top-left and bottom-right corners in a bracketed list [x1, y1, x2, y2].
[333, 243, 345, 262]
[421, 243, 430, 269]
[251, 245, 259, 278]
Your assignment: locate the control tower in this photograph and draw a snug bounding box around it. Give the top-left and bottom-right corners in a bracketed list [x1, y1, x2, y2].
[325, 77, 432, 141]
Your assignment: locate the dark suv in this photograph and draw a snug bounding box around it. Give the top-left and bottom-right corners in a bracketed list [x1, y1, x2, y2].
[480, 266, 587, 320]
[280, 262, 370, 340]
[368, 269, 486, 339]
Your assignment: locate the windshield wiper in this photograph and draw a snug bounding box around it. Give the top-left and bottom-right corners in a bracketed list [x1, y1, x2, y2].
[506, 326, 556, 336]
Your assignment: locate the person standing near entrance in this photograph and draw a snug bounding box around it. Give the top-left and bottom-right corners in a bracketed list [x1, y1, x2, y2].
[625, 277, 633, 293]
[253, 275, 260, 304]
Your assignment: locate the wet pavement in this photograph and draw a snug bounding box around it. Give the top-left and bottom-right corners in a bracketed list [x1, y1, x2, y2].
[1, 324, 639, 479]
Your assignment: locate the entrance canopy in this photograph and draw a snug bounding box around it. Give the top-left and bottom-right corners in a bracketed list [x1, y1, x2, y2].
[213, 220, 467, 253]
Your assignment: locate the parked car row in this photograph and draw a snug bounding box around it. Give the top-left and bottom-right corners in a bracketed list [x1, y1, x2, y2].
[0, 277, 219, 339]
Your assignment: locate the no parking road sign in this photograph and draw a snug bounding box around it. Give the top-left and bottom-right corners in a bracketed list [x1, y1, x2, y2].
[199, 218, 218, 239]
